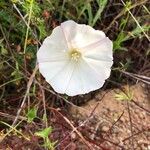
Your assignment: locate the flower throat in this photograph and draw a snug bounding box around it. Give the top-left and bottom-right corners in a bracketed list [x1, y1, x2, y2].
[69, 48, 81, 61]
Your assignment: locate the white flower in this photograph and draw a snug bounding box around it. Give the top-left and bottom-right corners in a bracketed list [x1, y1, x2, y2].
[37, 20, 113, 96]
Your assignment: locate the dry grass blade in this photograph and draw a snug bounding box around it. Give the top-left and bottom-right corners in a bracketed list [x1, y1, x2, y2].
[0, 112, 26, 121]
[121, 71, 150, 85]
[12, 65, 39, 126]
[13, 3, 41, 45]
[126, 101, 134, 150]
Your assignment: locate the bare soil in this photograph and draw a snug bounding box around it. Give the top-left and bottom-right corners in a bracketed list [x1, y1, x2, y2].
[0, 83, 149, 150]
[69, 83, 150, 150]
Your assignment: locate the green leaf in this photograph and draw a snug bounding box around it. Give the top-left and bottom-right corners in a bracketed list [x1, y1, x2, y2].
[35, 127, 52, 139]
[27, 107, 37, 123]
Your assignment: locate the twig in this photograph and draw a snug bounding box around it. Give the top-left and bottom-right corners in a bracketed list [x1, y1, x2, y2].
[0, 120, 27, 142]
[86, 136, 124, 149]
[38, 84, 48, 128]
[108, 111, 124, 133]
[0, 112, 26, 121]
[121, 70, 150, 85]
[94, 111, 125, 148]
[13, 4, 29, 29]
[132, 100, 150, 114]
[122, 128, 150, 142]
[90, 121, 101, 140]
[50, 108, 94, 150]
[13, 3, 41, 45]
[127, 101, 134, 150]
[12, 65, 39, 126]
[88, 91, 109, 118]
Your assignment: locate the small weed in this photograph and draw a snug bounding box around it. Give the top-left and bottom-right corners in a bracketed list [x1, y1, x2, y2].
[113, 24, 150, 52]
[115, 86, 133, 101]
[35, 127, 57, 150]
[26, 107, 37, 123]
[0, 121, 30, 141]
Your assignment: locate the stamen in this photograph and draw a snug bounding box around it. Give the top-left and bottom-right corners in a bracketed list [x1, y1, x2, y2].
[69, 49, 81, 61]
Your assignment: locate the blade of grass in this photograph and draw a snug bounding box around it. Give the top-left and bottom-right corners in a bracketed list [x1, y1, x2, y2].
[121, 0, 150, 42]
[0, 120, 29, 142]
[23, 0, 34, 54]
[87, 3, 93, 26]
[105, 0, 148, 32]
[13, 3, 41, 45]
[0, 77, 24, 88]
[142, 5, 150, 15]
[91, 0, 108, 27]
[59, 0, 66, 22]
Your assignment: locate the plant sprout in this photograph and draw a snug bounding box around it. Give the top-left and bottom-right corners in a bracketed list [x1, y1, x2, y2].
[37, 20, 113, 96]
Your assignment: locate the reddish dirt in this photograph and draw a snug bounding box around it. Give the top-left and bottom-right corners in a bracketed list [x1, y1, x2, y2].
[0, 83, 149, 150]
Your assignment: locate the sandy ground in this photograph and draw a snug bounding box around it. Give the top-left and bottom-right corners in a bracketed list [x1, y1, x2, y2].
[70, 83, 150, 150]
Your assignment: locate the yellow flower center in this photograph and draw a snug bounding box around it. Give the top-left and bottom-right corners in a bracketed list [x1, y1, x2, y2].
[69, 49, 81, 61]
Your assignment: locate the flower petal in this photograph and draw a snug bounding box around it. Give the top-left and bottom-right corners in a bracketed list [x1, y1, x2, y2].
[37, 26, 69, 63]
[84, 58, 113, 80]
[64, 59, 106, 96]
[48, 57, 106, 96]
[76, 59, 105, 94]
[48, 60, 77, 94]
[61, 20, 106, 49]
[38, 59, 69, 82]
[62, 62, 85, 96]
[83, 37, 113, 62]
